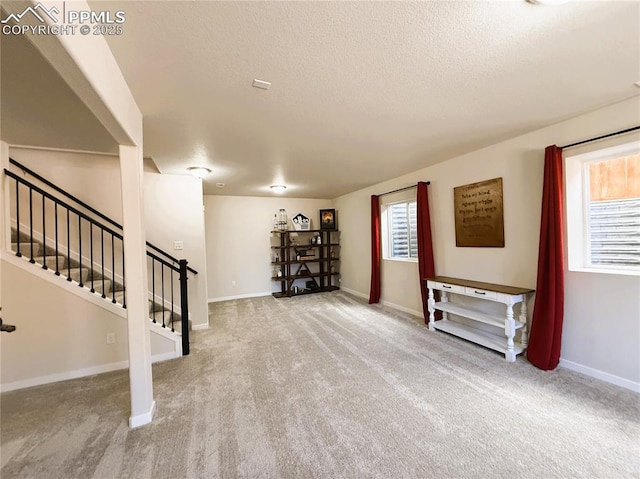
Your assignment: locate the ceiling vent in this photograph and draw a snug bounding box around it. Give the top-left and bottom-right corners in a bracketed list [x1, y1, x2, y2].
[252, 79, 271, 90]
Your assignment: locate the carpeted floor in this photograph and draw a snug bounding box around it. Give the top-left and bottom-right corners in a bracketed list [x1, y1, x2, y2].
[1, 292, 639, 478]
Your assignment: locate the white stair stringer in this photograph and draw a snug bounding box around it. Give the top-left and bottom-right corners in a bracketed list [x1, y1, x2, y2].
[2, 252, 182, 362]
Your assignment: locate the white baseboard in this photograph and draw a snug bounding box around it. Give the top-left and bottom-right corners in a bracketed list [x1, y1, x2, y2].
[340, 286, 368, 300]
[208, 291, 272, 303]
[129, 400, 156, 428]
[192, 323, 209, 330]
[380, 299, 423, 319]
[0, 360, 129, 393]
[559, 358, 640, 393]
[339, 287, 423, 318]
[0, 352, 181, 393]
[150, 351, 181, 364]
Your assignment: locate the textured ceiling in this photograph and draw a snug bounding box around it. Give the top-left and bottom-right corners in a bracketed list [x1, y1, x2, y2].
[5, 1, 640, 198]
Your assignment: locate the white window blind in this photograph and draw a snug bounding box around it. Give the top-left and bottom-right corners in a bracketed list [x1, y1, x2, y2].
[388, 201, 418, 259]
[587, 182, 639, 269]
[566, 140, 640, 275]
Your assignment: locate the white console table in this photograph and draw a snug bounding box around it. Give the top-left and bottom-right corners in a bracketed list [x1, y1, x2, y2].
[426, 276, 534, 362]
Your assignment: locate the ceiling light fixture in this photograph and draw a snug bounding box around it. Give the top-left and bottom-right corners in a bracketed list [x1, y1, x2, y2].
[215, 182, 225, 188]
[270, 185, 287, 194]
[187, 166, 212, 179]
[526, 0, 572, 5]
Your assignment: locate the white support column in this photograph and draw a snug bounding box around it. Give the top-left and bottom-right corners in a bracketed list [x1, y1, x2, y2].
[1, 142, 10, 253]
[120, 145, 155, 428]
[0, 142, 7, 367]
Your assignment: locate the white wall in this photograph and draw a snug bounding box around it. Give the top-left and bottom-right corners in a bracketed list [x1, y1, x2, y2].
[144, 173, 209, 328]
[0, 259, 175, 391]
[7, 147, 208, 327]
[9, 148, 125, 222]
[335, 97, 640, 389]
[204, 195, 333, 301]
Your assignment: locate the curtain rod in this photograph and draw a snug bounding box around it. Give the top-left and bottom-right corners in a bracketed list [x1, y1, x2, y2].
[560, 125, 640, 150]
[378, 182, 430, 197]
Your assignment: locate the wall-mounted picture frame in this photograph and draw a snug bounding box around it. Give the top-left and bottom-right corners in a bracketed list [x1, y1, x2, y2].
[320, 209, 336, 230]
[292, 213, 311, 231]
[454, 177, 504, 247]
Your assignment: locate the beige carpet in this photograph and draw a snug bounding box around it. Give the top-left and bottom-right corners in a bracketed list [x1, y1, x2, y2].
[1, 292, 639, 478]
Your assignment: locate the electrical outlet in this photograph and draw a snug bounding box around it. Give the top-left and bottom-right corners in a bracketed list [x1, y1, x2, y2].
[106, 333, 115, 344]
[174, 241, 184, 251]
[231, 280, 237, 287]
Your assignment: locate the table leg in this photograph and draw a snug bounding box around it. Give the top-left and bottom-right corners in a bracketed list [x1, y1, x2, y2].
[428, 287, 436, 331]
[519, 297, 529, 348]
[505, 303, 516, 362]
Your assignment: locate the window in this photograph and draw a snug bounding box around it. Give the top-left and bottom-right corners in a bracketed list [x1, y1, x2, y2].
[566, 140, 640, 275]
[382, 201, 417, 260]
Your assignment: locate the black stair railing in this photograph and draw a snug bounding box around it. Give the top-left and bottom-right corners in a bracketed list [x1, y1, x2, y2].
[4, 159, 197, 355]
[7, 169, 125, 305]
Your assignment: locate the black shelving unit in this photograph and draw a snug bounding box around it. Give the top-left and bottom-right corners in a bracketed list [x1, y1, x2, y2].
[271, 229, 340, 298]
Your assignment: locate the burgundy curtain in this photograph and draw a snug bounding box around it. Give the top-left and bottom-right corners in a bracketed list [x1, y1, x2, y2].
[527, 145, 565, 370]
[369, 195, 381, 304]
[417, 182, 437, 323]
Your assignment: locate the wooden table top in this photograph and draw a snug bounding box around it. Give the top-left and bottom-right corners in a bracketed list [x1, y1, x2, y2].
[425, 276, 535, 295]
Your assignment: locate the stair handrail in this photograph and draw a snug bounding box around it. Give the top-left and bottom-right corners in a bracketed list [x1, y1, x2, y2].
[5, 165, 192, 355]
[5, 170, 124, 240]
[8, 158, 197, 275]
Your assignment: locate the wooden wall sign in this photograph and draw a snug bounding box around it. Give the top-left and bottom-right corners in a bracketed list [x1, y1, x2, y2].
[454, 177, 505, 247]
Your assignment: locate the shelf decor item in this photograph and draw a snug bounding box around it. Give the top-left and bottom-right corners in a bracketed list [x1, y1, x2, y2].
[277, 208, 288, 231]
[319, 209, 336, 230]
[292, 213, 311, 231]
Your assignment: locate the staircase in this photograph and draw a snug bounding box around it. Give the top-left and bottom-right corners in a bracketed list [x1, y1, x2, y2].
[10, 228, 184, 332]
[4, 159, 195, 352]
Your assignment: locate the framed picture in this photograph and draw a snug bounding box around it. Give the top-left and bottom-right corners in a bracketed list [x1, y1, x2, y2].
[292, 213, 311, 231]
[454, 177, 504, 247]
[319, 209, 336, 230]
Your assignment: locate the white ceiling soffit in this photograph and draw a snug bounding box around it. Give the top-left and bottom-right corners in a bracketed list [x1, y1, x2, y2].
[72, 1, 640, 197]
[0, 28, 119, 154]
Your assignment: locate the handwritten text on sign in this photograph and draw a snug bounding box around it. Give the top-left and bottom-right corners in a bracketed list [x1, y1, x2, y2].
[454, 177, 504, 247]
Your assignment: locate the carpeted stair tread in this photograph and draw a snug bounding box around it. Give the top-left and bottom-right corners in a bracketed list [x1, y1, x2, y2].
[67, 267, 90, 283]
[151, 310, 181, 330]
[33, 255, 66, 271]
[10, 228, 183, 339]
[10, 228, 32, 244]
[151, 310, 182, 332]
[90, 279, 113, 296]
[11, 242, 42, 258]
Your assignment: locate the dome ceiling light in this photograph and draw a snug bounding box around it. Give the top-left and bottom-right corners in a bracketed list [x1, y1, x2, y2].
[270, 185, 287, 194]
[187, 166, 212, 179]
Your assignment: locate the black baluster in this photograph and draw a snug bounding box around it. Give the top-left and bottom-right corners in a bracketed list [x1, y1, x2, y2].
[67, 209, 71, 281]
[122, 243, 126, 309]
[111, 235, 116, 303]
[78, 215, 83, 287]
[54, 201, 60, 275]
[29, 187, 34, 263]
[151, 258, 156, 322]
[15, 181, 21, 257]
[170, 269, 175, 332]
[101, 228, 106, 298]
[41, 195, 47, 269]
[161, 264, 165, 327]
[90, 223, 94, 293]
[179, 259, 190, 356]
